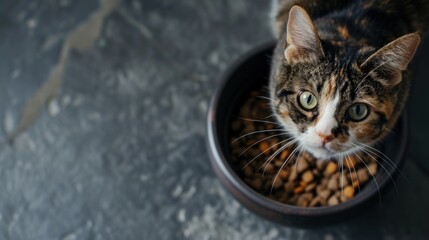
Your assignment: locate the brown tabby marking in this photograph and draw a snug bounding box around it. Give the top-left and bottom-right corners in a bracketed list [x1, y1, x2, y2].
[337, 26, 350, 39]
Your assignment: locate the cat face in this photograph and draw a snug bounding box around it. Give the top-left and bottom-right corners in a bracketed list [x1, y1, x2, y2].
[270, 6, 420, 160]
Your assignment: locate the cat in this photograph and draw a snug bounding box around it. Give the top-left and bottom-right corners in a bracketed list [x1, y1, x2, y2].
[269, 0, 428, 160]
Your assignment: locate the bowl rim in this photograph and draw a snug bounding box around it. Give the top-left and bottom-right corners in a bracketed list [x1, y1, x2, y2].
[206, 41, 408, 218]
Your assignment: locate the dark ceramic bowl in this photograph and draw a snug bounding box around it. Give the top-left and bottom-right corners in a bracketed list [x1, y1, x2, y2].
[206, 42, 407, 227]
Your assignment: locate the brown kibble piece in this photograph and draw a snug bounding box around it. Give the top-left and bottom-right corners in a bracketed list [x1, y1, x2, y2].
[305, 183, 317, 192]
[296, 197, 310, 207]
[243, 166, 253, 177]
[288, 169, 298, 181]
[284, 182, 294, 193]
[328, 196, 340, 206]
[296, 158, 309, 173]
[309, 197, 322, 207]
[368, 163, 378, 175]
[278, 169, 289, 179]
[259, 142, 271, 155]
[318, 190, 331, 200]
[357, 168, 369, 183]
[274, 159, 284, 167]
[250, 178, 262, 190]
[316, 160, 326, 170]
[345, 156, 357, 169]
[302, 170, 314, 183]
[264, 163, 275, 174]
[272, 177, 283, 189]
[279, 149, 290, 161]
[294, 186, 304, 194]
[344, 186, 355, 199]
[327, 176, 338, 190]
[325, 162, 338, 175]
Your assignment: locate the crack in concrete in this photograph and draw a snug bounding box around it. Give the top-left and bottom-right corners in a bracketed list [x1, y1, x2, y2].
[117, 7, 205, 81]
[1, 0, 120, 147]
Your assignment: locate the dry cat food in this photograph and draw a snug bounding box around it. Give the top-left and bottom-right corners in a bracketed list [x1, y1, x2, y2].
[230, 90, 379, 207]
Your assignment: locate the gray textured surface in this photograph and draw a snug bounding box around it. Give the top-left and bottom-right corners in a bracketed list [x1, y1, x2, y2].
[0, 0, 428, 239]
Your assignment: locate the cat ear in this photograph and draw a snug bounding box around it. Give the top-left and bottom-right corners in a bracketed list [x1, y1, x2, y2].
[284, 6, 323, 64]
[360, 33, 421, 87]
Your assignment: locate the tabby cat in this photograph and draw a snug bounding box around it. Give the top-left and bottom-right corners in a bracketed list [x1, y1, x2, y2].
[269, 0, 428, 160]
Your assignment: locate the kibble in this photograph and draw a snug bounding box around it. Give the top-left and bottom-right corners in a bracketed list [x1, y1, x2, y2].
[230, 90, 380, 207]
[344, 186, 355, 199]
[302, 170, 314, 183]
[325, 162, 338, 175]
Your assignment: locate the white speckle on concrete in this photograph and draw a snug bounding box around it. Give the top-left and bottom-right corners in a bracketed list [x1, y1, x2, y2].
[62, 233, 77, 240]
[86, 220, 93, 229]
[183, 204, 269, 240]
[209, 51, 220, 66]
[172, 185, 183, 198]
[88, 112, 101, 122]
[199, 100, 207, 114]
[48, 100, 61, 116]
[324, 233, 334, 240]
[177, 209, 186, 222]
[62, 95, 72, 107]
[75, 183, 83, 193]
[229, 0, 248, 16]
[41, 35, 60, 52]
[59, 0, 71, 7]
[132, 0, 142, 11]
[267, 228, 279, 239]
[3, 110, 15, 134]
[26, 19, 38, 29]
[11, 69, 21, 79]
[140, 174, 150, 182]
[17, 11, 27, 22]
[225, 200, 240, 217]
[97, 38, 107, 47]
[27, 138, 36, 151]
[73, 96, 84, 106]
[180, 186, 196, 201]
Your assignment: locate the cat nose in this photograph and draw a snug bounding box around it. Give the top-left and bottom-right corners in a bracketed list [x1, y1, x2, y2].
[317, 132, 334, 144]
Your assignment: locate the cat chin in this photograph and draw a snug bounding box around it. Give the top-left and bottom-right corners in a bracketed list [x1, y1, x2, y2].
[305, 147, 336, 160]
[305, 146, 358, 161]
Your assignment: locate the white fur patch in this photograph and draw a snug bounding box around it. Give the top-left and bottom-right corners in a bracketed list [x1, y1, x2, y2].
[315, 93, 339, 135]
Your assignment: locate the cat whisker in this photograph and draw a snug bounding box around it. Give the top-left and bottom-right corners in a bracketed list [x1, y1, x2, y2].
[241, 138, 297, 171]
[358, 146, 399, 194]
[232, 128, 286, 143]
[354, 142, 407, 180]
[235, 117, 283, 126]
[383, 127, 395, 134]
[259, 139, 297, 174]
[345, 155, 359, 192]
[354, 152, 382, 206]
[292, 145, 304, 176]
[270, 144, 301, 195]
[264, 114, 277, 119]
[257, 95, 275, 103]
[341, 158, 345, 196]
[239, 133, 292, 157]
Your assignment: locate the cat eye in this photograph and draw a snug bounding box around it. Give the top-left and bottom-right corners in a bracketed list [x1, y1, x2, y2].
[298, 91, 318, 110]
[348, 103, 369, 121]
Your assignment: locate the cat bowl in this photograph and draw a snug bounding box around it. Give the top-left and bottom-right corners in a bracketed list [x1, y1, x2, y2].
[206, 42, 407, 227]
